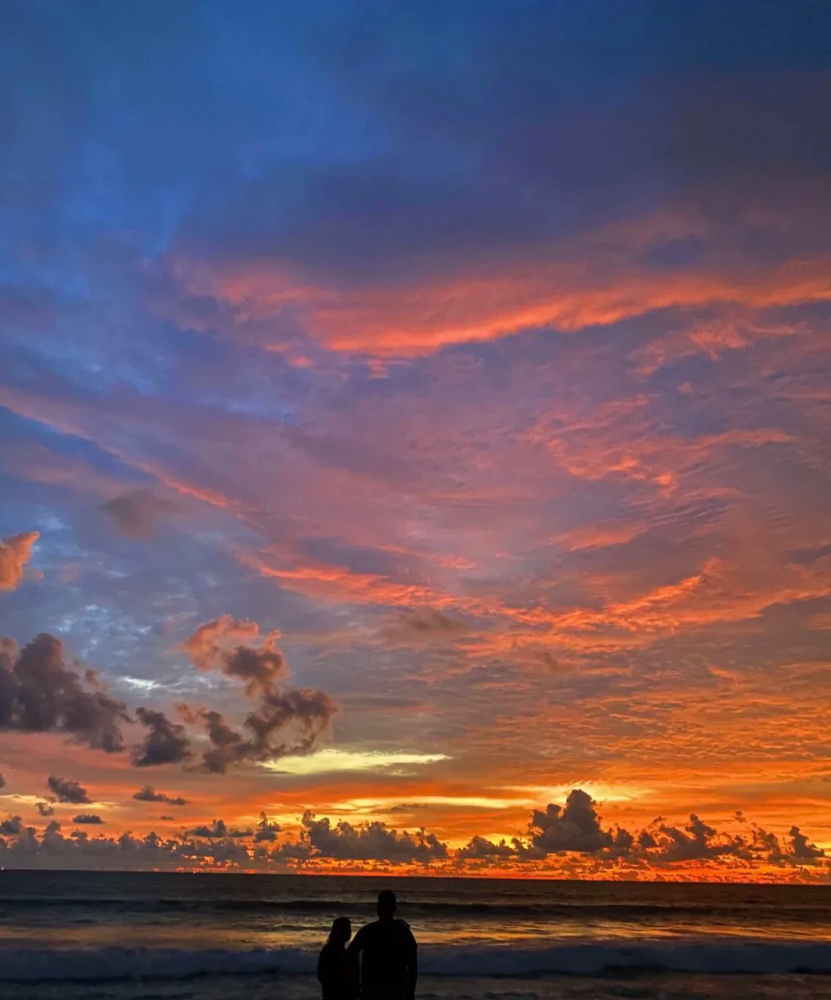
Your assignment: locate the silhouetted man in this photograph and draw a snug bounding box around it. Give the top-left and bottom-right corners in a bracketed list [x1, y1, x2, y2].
[349, 889, 418, 1000]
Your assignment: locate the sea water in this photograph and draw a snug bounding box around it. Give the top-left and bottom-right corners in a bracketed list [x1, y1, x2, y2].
[1, 870, 830, 1000]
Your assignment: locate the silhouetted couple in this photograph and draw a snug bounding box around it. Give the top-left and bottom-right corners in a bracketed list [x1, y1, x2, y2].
[318, 889, 418, 1000]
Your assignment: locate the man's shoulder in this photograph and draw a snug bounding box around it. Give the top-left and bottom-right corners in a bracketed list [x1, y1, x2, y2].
[394, 919, 417, 944]
[353, 921, 371, 941]
[354, 919, 380, 942]
[358, 918, 414, 940]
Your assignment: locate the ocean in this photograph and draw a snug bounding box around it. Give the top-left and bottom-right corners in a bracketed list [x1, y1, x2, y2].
[1, 870, 830, 1000]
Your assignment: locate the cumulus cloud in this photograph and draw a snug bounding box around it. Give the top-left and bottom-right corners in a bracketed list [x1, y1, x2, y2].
[0, 815, 25, 836]
[790, 826, 824, 860]
[474, 791, 830, 871]
[186, 819, 253, 839]
[0, 773, 5, 789]
[456, 835, 528, 861]
[0, 531, 39, 591]
[183, 707, 245, 775]
[36, 802, 54, 817]
[639, 815, 828, 867]
[101, 490, 180, 538]
[47, 776, 91, 805]
[0, 634, 130, 752]
[181, 616, 288, 695]
[246, 688, 339, 758]
[0, 789, 826, 876]
[254, 811, 281, 842]
[183, 689, 338, 774]
[0, 823, 253, 870]
[647, 814, 746, 862]
[182, 615, 259, 667]
[301, 811, 448, 863]
[176, 617, 338, 773]
[530, 789, 632, 854]
[0, 627, 331, 775]
[132, 785, 189, 806]
[131, 708, 193, 767]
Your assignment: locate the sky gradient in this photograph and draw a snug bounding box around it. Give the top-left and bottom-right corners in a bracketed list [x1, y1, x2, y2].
[1, 0, 831, 880]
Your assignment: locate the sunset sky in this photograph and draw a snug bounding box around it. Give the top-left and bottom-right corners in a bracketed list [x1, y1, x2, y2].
[1, 0, 831, 880]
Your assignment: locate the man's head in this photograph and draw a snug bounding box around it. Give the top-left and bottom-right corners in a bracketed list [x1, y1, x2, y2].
[377, 888, 397, 920]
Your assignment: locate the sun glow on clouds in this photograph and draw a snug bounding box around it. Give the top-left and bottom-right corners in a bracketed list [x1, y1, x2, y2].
[261, 749, 450, 775]
[511, 784, 655, 805]
[343, 795, 538, 811]
[2, 1, 831, 880]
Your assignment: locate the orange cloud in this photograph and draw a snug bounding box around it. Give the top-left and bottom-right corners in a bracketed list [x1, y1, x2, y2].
[0, 531, 39, 591]
[552, 522, 651, 552]
[169, 209, 831, 356]
[242, 550, 461, 610]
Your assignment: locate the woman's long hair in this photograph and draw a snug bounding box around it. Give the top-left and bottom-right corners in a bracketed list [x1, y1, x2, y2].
[328, 916, 352, 945]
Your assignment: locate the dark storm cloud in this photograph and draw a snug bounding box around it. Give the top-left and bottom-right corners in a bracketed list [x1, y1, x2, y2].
[131, 708, 193, 767]
[72, 813, 104, 825]
[0, 773, 5, 789]
[0, 634, 131, 753]
[132, 785, 189, 806]
[46, 776, 91, 805]
[101, 490, 180, 539]
[301, 810, 448, 862]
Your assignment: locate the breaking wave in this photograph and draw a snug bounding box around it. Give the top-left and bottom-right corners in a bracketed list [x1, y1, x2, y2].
[2, 941, 831, 983]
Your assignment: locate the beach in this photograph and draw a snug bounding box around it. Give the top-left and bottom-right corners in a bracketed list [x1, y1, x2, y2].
[2, 870, 830, 1000]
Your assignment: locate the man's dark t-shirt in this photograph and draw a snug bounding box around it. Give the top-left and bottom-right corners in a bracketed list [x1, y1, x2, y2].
[352, 918, 417, 992]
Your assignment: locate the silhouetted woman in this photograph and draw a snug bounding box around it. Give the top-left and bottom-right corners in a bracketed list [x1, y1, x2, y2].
[318, 916, 357, 1000]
